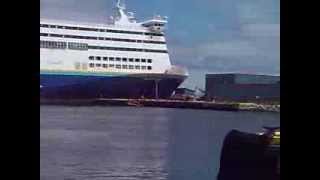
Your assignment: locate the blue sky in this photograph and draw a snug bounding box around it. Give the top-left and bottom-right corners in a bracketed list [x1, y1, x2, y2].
[41, 0, 280, 89]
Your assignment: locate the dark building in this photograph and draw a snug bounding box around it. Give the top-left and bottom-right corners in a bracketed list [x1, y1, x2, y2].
[205, 73, 280, 102]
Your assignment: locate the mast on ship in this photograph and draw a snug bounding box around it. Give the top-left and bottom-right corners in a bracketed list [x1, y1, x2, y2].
[112, 0, 168, 33]
[113, 0, 136, 25]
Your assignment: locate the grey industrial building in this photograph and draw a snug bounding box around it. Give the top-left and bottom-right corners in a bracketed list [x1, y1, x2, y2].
[205, 73, 280, 102]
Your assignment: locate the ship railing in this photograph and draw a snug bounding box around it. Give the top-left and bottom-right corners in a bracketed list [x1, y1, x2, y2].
[40, 18, 146, 31]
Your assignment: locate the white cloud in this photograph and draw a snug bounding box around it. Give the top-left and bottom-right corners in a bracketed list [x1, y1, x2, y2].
[236, 1, 279, 24]
[199, 40, 258, 58]
[40, 0, 113, 22]
[241, 23, 280, 38]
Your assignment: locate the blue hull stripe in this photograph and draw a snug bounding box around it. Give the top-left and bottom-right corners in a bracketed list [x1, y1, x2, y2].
[40, 70, 128, 77]
[40, 73, 185, 99]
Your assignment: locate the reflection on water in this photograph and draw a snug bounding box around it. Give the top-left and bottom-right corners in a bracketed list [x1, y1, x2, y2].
[40, 106, 279, 180]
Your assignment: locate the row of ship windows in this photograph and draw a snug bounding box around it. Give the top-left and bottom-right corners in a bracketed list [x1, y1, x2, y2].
[88, 45, 167, 53]
[40, 40, 168, 53]
[89, 56, 152, 63]
[40, 41, 88, 50]
[145, 23, 164, 27]
[40, 24, 163, 36]
[40, 33, 165, 44]
[89, 63, 152, 70]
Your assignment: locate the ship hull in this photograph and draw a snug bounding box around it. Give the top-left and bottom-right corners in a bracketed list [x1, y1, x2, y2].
[40, 72, 186, 99]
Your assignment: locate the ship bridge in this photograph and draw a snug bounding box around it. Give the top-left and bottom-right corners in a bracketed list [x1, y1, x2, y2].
[141, 16, 168, 32]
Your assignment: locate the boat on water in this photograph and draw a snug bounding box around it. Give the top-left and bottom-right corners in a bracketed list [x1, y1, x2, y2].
[217, 127, 280, 180]
[40, 0, 188, 99]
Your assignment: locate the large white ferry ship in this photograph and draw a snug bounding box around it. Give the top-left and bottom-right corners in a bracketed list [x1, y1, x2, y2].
[40, 0, 188, 99]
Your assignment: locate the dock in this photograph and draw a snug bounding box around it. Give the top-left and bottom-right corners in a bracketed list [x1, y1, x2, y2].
[40, 98, 239, 111]
[40, 98, 279, 112]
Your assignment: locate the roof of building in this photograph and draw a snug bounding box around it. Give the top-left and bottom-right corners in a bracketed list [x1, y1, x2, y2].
[206, 73, 279, 77]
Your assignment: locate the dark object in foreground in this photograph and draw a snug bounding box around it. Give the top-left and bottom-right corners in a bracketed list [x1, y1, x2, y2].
[217, 129, 280, 180]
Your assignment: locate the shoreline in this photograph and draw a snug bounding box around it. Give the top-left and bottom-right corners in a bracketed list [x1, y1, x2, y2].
[40, 98, 280, 113]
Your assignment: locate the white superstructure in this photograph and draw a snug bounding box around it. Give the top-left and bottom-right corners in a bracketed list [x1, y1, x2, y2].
[40, 0, 185, 75]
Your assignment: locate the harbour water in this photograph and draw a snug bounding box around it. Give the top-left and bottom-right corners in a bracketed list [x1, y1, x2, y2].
[40, 105, 279, 180]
